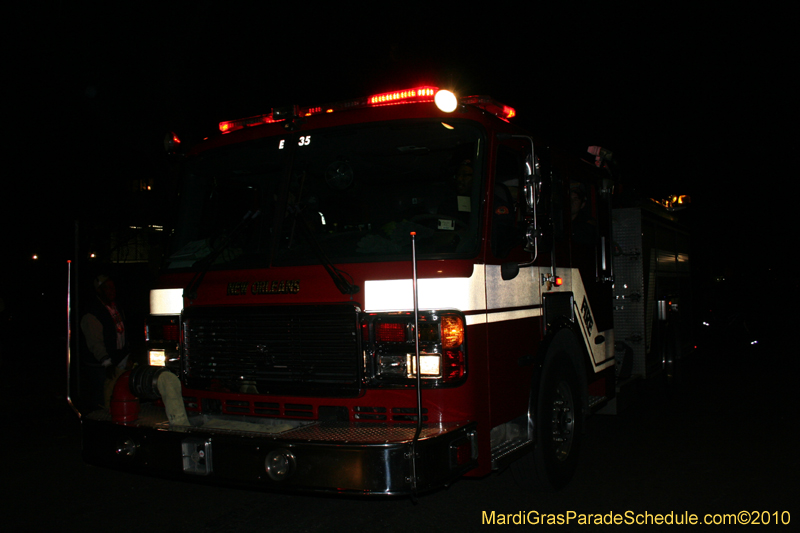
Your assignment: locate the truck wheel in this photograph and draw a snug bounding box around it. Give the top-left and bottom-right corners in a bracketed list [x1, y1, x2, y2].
[512, 358, 583, 491]
[536, 359, 583, 489]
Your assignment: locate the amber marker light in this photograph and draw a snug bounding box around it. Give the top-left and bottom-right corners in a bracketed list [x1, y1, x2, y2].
[441, 316, 464, 348]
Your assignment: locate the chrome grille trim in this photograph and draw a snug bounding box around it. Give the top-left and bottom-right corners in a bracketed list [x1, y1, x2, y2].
[183, 305, 361, 397]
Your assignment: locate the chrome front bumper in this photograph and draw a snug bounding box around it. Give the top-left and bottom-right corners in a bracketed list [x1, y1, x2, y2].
[82, 405, 478, 495]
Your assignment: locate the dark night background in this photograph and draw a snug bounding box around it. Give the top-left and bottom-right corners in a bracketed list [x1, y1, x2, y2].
[3, 3, 800, 529]
[4, 3, 798, 400]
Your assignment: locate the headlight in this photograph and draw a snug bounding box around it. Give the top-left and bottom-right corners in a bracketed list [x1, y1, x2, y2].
[145, 315, 180, 369]
[149, 349, 166, 367]
[365, 311, 467, 386]
[379, 353, 441, 379]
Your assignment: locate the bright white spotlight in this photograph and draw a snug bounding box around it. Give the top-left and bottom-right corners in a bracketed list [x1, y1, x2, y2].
[434, 90, 458, 113]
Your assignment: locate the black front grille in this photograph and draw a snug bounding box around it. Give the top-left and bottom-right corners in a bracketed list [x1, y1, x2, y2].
[183, 305, 361, 397]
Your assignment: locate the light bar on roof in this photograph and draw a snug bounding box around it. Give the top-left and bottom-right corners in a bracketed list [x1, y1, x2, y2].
[368, 86, 438, 106]
[219, 112, 281, 134]
[217, 87, 517, 135]
[459, 96, 516, 120]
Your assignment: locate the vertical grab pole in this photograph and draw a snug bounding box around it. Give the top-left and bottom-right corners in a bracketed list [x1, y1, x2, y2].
[410, 232, 423, 493]
[67, 220, 82, 418]
[66, 259, 80, 418]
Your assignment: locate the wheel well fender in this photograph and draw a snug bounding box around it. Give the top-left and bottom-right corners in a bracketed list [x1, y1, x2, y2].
[527, 325, 589, 441]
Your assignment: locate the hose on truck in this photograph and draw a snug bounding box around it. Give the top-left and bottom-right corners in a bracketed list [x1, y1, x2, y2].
[125, 366, 190, 426]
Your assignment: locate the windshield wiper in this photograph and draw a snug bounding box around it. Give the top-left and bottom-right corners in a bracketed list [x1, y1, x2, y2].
[288, 206, 359, 295]
[183, 210, 261, 300]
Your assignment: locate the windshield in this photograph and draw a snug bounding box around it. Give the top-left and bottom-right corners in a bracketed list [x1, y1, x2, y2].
[167, 120, 484, 269]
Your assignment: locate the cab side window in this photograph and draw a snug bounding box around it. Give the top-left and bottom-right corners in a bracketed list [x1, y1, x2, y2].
[492, 145, 525, 258]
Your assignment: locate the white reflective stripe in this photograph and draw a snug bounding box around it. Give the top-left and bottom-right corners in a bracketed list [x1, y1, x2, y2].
[546, 267, 613, 372]
[465, 314, 486, 326]
[365, 267, 486, 312]
[593, 356, 615, 372]
[487, 308, 543, 323]
[599, 329, 615, 370]
[150, 289, 183, 315]
[365, 264, 545, 313]
[465, 308, 542, 326]
[365, 264, 545, 331]
[485, 264, 542, 309]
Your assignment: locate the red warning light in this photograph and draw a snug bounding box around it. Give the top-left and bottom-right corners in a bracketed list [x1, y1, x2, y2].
[377, 323, 407, 342]
[368, 86, 438, 106]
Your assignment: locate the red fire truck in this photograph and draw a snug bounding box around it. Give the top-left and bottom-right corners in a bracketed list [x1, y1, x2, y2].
[72, 86, 691, 495]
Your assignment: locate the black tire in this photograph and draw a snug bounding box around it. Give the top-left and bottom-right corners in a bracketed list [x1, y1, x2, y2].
[512, 358, 583, 491]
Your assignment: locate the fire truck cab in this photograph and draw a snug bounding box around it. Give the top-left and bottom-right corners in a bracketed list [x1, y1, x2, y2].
[76, 86, 687, 495]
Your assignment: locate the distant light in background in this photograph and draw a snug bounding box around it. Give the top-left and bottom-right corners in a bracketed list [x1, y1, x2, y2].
[651, 195, 691, 211]
[164, 131, 181, 153]
[32, 254, 38, 260]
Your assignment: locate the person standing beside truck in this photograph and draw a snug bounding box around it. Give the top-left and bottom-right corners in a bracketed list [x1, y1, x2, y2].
[80, 275, 130, 411]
